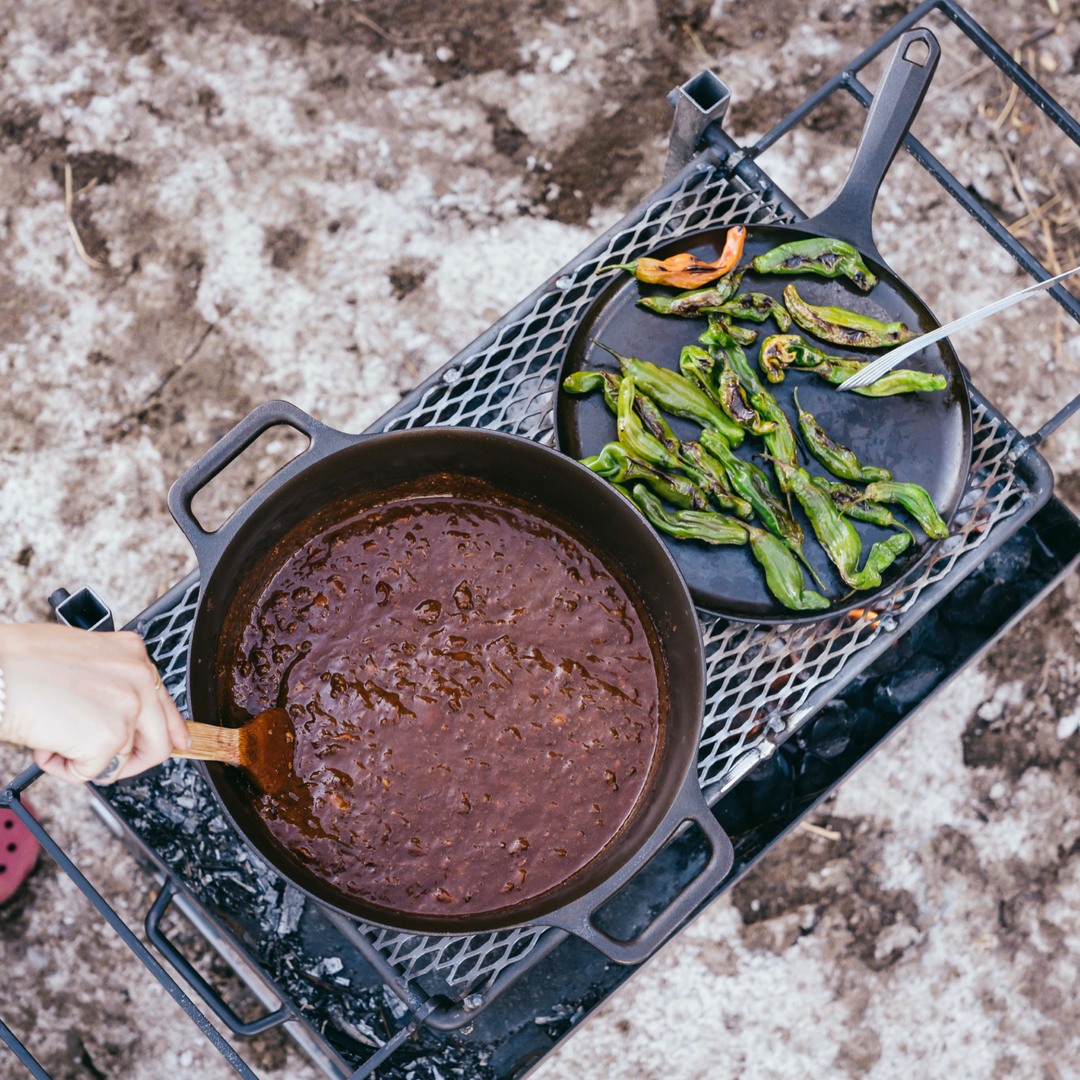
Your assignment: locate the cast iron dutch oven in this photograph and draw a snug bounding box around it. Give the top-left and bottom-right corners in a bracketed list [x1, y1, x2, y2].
[169, 401, 732, 964]
[557, 28, 974, 623]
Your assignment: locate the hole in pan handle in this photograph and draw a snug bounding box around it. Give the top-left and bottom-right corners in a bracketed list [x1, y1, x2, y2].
[538, 771, 734, 966]
[145, 878, 295, 1037]
[800, 27, 940, 259]
[167, 400, 357, 570]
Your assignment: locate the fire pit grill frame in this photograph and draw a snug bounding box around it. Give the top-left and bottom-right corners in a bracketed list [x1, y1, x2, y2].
[4, 2, 1080, 1077]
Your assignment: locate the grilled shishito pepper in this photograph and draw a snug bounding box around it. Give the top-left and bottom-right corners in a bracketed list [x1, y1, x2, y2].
[601, 225, 747, 288]
[697, 430, 818, 581]
[676, 441, 754, 519]
[743, 522, 831, 612]
[753, 237, 878, 292]
[636, 272, 743, 316]
[682, 343, 777, 436]
[861, 481, 949, 539]
[757, 335, 947, 395]
[595, 342, 745, 447]
[794, 388, 893, 483]
[810, 476, 914, 538]
[616, 375, 685, 473]
[629, 484, 749, 546]
[563, 369, 681, 454]
[581, 442, 710, 511]
[714, 292, 793, 330]
[783, 285, 918, 348]
[773, 459, 912, 590]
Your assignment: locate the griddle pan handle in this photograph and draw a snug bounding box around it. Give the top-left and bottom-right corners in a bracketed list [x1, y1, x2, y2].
[146, 878, 295, 1036]
[168, 400, 355, 570]
[803, 28, 940, 261]
[540, 774, 734, 966]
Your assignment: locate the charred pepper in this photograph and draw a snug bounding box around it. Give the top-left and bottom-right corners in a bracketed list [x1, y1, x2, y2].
[698, 430, 820, 582]
[581, 442, 710, 511]
[713, 292, 793, 330]
[563, 368, 682, 455]
[772, 459, 911, 590]
[743, 522, 831, 612]
[809, 476, 914, 538]
[753, 237, 878, 292]
[602, 225, 747, 288]
[636, 272, 744, 316]
[682, 349, 777, 442]
[594, 342, 745, 447]
[783, 285, 918, 348]
[629, 484, 749, 546]
[616, 375, 685, 473]
[675, 441, 754, 519]
[793, 388, 893, 483]
[722, 341, 799, 473]
[861, 481, 949, 539]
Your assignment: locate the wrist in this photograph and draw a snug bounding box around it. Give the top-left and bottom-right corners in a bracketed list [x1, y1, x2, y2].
[0, 625, 29, 746]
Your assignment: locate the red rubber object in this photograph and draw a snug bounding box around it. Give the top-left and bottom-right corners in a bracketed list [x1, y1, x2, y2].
[0, 802, 40, 904]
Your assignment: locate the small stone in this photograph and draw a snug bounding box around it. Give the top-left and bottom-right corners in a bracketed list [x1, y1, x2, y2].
[549, 48, 575, 73]
[179, 1050, 194, 1067]
[977, 700, 1003, 722]
[988, 782, 1006, 801]
[435, 45, 454, 63]
[1057, 709, 1080, 740]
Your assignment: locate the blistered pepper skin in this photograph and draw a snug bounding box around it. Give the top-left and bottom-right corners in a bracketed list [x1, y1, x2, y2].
[629, 484, 749, 546]
[743, 522, 831, 611]
[753, 237, 878, 292]
[794, 388, 893, 483]
[581, 442, 710, 511]
[862, 481, 950, 539]
[715, 292, 792, 330]
[636, 272, 744, 317]
[784, 285, 919, 349]
[602, 226, 747, 288]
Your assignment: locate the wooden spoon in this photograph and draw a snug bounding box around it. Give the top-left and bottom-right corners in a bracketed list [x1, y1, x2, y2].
[174, 708, 296, 794]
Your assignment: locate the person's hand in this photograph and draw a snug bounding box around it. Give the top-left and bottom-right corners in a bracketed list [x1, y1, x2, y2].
[0, 623, 189, 785]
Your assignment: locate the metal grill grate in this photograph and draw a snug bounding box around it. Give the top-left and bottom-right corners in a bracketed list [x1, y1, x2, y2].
[383, 172, 794, 443]
[135, 179, 1038, 996]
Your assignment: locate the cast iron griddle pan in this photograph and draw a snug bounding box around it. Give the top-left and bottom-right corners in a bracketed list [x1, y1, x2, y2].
[557, 28, 972, 623]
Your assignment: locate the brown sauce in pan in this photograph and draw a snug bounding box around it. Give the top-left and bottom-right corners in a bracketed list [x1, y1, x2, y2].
[226, 486, 662, 916]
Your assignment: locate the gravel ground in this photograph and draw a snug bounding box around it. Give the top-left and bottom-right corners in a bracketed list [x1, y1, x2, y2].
[3, 1, 1080, 1077]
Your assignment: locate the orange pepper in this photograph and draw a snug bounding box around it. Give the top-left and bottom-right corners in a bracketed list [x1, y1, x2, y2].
[603, 225, 746, 288]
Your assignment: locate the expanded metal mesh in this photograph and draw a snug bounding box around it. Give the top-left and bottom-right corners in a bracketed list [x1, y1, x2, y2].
[134, 163, 1036, 997]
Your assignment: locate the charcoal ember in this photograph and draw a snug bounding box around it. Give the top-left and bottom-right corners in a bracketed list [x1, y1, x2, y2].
[941, 572, 989, 626]
[796, 751, 840, 798]
[872, 655, 947, 713]
[970, 577, 1044, 629]
[838, 669, 880, 708]
[277, 885, 306, 936]
[741, 753, 793, 820]
[920, 618, 957, 663]
[981, 530, 1032, 583]
[806, 702, 855, 759]
[865, 610, 942, 677]
[852, 705, 894, 745]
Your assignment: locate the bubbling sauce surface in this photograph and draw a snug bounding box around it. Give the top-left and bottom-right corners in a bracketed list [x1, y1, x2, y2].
[227, 493, 661, 915]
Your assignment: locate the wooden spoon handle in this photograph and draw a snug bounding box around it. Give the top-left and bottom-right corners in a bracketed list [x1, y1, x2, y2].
[174, 722, 243, 766]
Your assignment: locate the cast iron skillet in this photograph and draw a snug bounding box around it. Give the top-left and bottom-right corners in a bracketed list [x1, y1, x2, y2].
[557, 28, 973, 623]
[169, 400, 732, 965]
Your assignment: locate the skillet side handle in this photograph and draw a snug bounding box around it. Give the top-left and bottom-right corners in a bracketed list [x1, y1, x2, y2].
[540, 774, 734, 966]
[167, 400, 351, 570]
[806, 28, 940, 259]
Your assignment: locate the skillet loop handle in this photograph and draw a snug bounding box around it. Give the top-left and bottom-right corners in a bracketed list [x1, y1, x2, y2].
[540, 775, 734, 966]
[806, 28, 940, 260]
[168, 400, 350, 570]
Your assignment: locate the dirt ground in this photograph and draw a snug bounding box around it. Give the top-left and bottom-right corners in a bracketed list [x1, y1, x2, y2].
[3, 0, 1080, 1077]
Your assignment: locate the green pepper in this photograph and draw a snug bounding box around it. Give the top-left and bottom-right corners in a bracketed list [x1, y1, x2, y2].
[581, 443, 710, 511]
[808, 356, 947, 396]
[861, 481, 949, 539]
[616, 375, 685, 473]
[783, 285, 918, 348]
[743, 522, 831, 612]
[714, 350, 777, 437]
[758, 335, 848, 383]
[753, 237, 878, 292]
[636, 272, 744, 316]
[594, 341, 745, 447]
[629, 484, 749, 546]
[564, 368, 685, 455]
[714, 292, 792, 330]
[698, 430, 821, 585]
[793, 388, 892, 483]
[809, 476, 914, 538]
[773, 459, 912, 590]
[712, 315, 759, 347]
[677, 442, 754, 519]
[712, 340, 799, 484]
